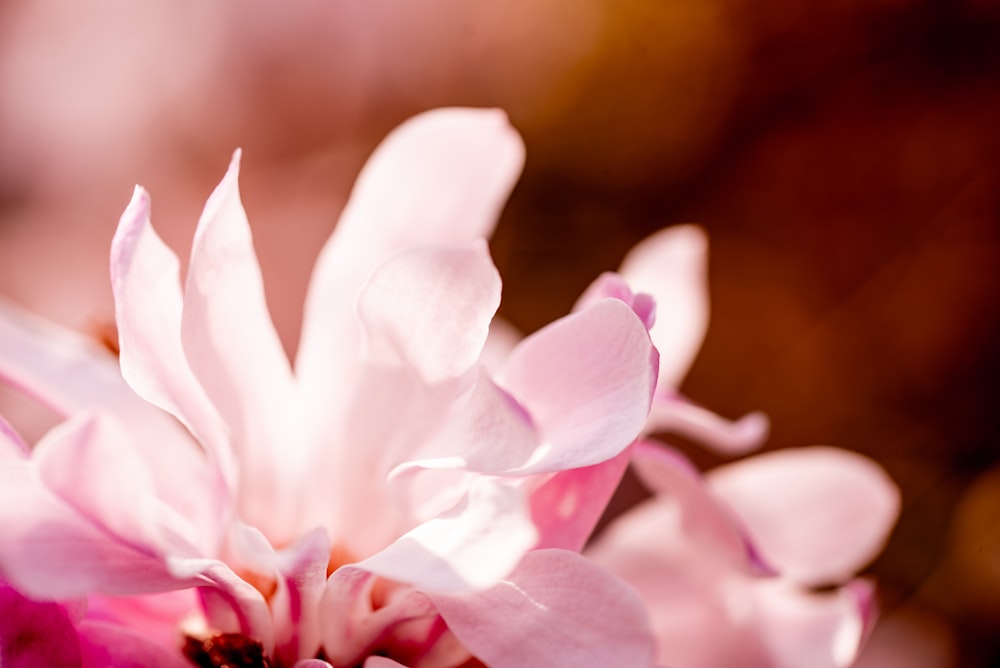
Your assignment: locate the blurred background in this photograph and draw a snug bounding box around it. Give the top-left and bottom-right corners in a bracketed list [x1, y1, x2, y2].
[0, 1, 997, 665]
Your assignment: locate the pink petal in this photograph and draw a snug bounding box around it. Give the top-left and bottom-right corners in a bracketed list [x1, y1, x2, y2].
[310, 361, 467, 556]
[529, 449, 631, 552]
[84, 590, 200, 651]
[431, 549, 656, 668]
[0, 298, 172, 431]
[751, 579, 875, 668]
[0, 300, 219, 539]
[319, 568, 437, 666]
[646, 393, 769, 455]
[355, 478, 537, 592]
[617, 440, 750, 565]
[0, 584, 82, 667]
[270, 529, 332, 667]
[0, 413, 29, 457]
[296, 107, 524, 449]
[356, 242, 501, 383]
[362, 658, 407, 668]
[574, 271, 656, 330]
[180, 150, 300, 544]
[497, 299, 657, 474]
[0, 432, 188, 599]
[388, 369, 538, 488]
[193, 561, 274, 655]
[587, 486, 768, 668]
[707, 447, 901, 585]
[619, 225, 709, 389]
[33, 413, 204, 559]
[111, 185, 234, 491]
[78, 619, 190, 668]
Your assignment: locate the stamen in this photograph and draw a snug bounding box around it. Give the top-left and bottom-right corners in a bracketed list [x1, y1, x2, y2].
[182, 632, 273, 668]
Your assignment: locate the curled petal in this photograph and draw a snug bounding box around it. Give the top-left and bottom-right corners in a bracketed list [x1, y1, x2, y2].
[319, 568, 437, 666]
[708, 447, 901, 585]
[191, 561, 274, 655]
[357, 242, 501, 383]
[498, 299, 657, 474]
[646, 394, 769, 455]
[431, 549, 656, 668]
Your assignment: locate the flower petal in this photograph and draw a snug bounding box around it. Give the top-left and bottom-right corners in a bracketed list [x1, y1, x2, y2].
[111, 185, 234, 490]
[751, 579, 876, 668]
[0, 584, 82, 667]
[592, 441, 750, 572]
[319, 568, 438, 666]
[362, 659, 406, 668]
[0, 299, 218, 536]
[189, 561, 274, 655]
[0, 413, 29, 457]
[620, 225, 709, 389]
[296, 107, 524, 442]
[0, 455, 183, 599]
[707, 447, 901, 585]
[356, 242, 501, 383]
[0, 298, 172, 431]
[180, 150, 299, 543]
[33, 413, 201, 559]
[497, 299, 657, 474]
[270, 529, 332, 667]
[646, 394, 769, 455]
[529, 449, 631, 552]
[78, 619, 190, 668]
[431, 549, 656, 668]
[355, 478, 537, 592]
[574, 271, 656, 330]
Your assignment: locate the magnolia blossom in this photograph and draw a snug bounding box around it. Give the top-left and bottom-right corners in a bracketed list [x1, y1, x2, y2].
[0, 109, 660, 666]
[588, 441, 901, 668]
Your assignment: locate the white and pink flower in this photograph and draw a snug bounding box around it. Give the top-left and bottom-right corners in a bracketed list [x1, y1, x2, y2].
[0, 108, 659, 667]
[0, 105, 901, 668]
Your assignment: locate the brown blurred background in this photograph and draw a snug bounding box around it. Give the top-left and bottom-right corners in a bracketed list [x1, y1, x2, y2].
[1, 1, 997, 665]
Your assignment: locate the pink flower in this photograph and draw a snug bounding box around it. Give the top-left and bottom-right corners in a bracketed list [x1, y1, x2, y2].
[0, 108, 659, 666]
[588, 441, 901, 668]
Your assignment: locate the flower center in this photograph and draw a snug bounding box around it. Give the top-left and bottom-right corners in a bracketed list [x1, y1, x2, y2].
[182, 632, 272, 668]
